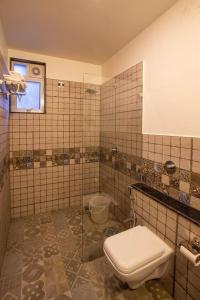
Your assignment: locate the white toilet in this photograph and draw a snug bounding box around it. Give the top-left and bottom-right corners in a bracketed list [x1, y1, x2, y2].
[103, 225, 174, 289]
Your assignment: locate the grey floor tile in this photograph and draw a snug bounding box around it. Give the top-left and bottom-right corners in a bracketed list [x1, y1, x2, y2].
[0, 206, 173, 300]
[71, 281, 99, 300]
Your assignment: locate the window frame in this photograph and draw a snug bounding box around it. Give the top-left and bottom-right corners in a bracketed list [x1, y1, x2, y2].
[10, 58, 46, 114]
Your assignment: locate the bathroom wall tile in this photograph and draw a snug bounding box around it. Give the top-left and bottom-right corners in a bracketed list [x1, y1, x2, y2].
[0, 53, 11, 271]
[192, 149, 200, 162]
[141, 134, 200, 211]
[171, 136, 181, 147]
[134, 190, 200, 300]
[193, 138, 200, 150]
[9, 80, 100, 217]
[187, 281, 200, 300]
[166, 215, 177, 231]
[181, 148, 191, 160]
[171, 146, 180, 158]
[100, 62, 143, 220]
[166, 227, 176, 243]
[190, 195, 200, 210]
[174, 282, 187, 300]
[155, 135, 163, 145]
[163, 136, 171, 146]
[133, 191, 176, 295]
[180, 159, 191, 171]
[179, 181, 190, 193]
[181, 137, 192, 149]
[192, 161, 200, 173]
[162, 174, 170, 186]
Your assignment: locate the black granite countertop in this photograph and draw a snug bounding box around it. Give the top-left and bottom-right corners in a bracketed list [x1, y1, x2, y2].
[130, 183, 200, 226]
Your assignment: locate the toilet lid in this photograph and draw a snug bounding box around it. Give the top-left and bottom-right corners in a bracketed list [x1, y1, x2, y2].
[103, 226, 165, 274]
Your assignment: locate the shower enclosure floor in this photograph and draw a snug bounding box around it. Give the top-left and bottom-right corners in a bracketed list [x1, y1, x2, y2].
[0, 207, 172, 300]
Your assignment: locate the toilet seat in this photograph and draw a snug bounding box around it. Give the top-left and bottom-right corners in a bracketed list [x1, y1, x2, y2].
[103, 225, 174, 289]
[103, 225, 166, 274]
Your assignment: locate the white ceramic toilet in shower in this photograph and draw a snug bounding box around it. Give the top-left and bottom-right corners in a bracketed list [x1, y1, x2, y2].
[103, 225, 174, 289]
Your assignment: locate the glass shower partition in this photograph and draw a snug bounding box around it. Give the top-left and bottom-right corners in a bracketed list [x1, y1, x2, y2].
[81, 74, 120, 262]
[81, 65, 143, 262]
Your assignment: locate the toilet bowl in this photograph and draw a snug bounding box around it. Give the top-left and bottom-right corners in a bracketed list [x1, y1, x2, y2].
[103, 225, 174, 289]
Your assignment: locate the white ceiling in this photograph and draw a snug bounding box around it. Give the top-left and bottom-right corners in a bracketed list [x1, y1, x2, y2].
[0, 0, 177, 64]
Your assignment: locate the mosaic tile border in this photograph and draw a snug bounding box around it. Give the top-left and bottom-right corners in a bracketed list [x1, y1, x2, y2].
[100, 146, 142, 179]
[100, 146, 200, 211]
[10, 147, 100, 170]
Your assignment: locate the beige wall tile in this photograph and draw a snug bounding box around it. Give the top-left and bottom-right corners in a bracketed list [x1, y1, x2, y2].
[180, 158, 191, 171]
[193, 138, 200, 150]
[179, 181, 190, 193]
[181, 137, 192, 149]
[162, 174, 170, 186]
[190, 196, 200, 210]
[192, 161, 200, 173]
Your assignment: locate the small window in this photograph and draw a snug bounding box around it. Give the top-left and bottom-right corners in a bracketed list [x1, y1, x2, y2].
[13, 62, 27, 76]
[10, 58, 46, 113]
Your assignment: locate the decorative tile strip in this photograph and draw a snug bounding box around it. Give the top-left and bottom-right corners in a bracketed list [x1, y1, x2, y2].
[191, 172, 200, 199]
[10, 147, 100, 170]
[100, 147, 142, 180]
[100, 147, 200, 208]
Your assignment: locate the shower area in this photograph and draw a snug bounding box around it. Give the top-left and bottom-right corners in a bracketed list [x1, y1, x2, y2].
[8, 62, 143, 266]
[1, 61, 144, 298]
[81, 63, 143, 261]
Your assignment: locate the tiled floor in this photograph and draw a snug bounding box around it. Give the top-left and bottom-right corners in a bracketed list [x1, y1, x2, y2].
[0, 207, 173, 300]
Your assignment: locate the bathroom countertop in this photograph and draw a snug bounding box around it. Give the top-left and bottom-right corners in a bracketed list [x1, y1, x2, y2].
[130, 183, 200, 226]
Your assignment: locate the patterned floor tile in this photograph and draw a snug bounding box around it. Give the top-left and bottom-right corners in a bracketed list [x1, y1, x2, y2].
[71, 276, 91, 290]
[67, 259, 82, 274]
[79, 256, 113, 284]
[44, 253, 71, 299]
[52, 210, 68, 233]
[24, 225, 41, 240]
[1, 251, 23, 277]
[0, 273, 22, 300]
[40, 223, 57, 244]
[71, 281, 99, 300]
[23, 263, 44, 284]
[40, 213, 52, 225]
[50, 291, 72, 300]
[6, 219, 24, 252]
[22, 279, 45, 300]
[65, 270, 77, 288]
[23, 245, 44, 267]
[59, 239, 80, 259]
[146, 280, 172, 300]
[82, 242, 104, 262]
[1, 292, 20, 300]
[72, 248, 82, 262]
[0, 206, 173, 300]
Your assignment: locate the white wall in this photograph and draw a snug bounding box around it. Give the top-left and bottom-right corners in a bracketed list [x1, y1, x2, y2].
[0, 18, 8, 65]
[8, 49, 102, 84]
[102, 0, 200, 137]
